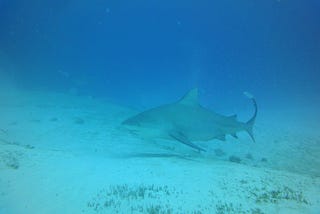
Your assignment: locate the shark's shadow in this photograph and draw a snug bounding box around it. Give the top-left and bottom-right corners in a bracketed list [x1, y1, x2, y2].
[116, 152, 201, 162]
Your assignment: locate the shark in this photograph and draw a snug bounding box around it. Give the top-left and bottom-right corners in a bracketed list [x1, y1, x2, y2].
[121, 89, 257, 152]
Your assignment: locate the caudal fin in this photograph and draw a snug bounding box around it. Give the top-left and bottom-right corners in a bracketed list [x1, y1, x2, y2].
[243, 92, 257, 142]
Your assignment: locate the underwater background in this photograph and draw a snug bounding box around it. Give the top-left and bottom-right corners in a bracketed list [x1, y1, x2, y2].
[0, 0, 320, 213]
[1, 0, 319, 108]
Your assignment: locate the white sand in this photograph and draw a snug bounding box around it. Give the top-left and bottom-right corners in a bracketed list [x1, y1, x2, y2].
[0, 90, 319, 214]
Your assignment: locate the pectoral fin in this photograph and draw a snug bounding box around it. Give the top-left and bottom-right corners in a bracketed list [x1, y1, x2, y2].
[231, 133, 238, 139]
[169, 131, 206, 152]
[216, 135, 226, 141]
[228, 114, 237, 120]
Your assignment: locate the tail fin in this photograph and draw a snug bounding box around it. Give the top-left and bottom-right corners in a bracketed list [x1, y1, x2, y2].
[243, 92, 257, 142]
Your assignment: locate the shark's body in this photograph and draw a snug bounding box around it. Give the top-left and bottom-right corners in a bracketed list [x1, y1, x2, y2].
[121, 89, 257, 152]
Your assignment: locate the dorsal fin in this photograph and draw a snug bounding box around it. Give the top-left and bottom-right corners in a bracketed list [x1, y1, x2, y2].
[178, 88, 199, 106]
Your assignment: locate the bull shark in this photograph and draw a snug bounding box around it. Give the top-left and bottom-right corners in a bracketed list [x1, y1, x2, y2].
[121, 89, 257, 152]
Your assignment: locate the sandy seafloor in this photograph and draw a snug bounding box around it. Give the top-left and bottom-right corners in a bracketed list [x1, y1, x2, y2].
[0, 90, 319, 214]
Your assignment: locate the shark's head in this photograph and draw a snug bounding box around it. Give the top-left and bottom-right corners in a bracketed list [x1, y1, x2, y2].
[120, 112, 165, 139]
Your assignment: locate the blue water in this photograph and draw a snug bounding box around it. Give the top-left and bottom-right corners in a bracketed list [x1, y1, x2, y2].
[1, 1, 320, 213]
[1, 0, 319, 108]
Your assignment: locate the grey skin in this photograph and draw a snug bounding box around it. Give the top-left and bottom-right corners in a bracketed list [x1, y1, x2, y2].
[121, 88, 257, 152]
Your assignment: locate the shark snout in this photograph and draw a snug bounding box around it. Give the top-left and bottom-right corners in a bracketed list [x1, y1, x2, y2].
[118, 123, 141, 136]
